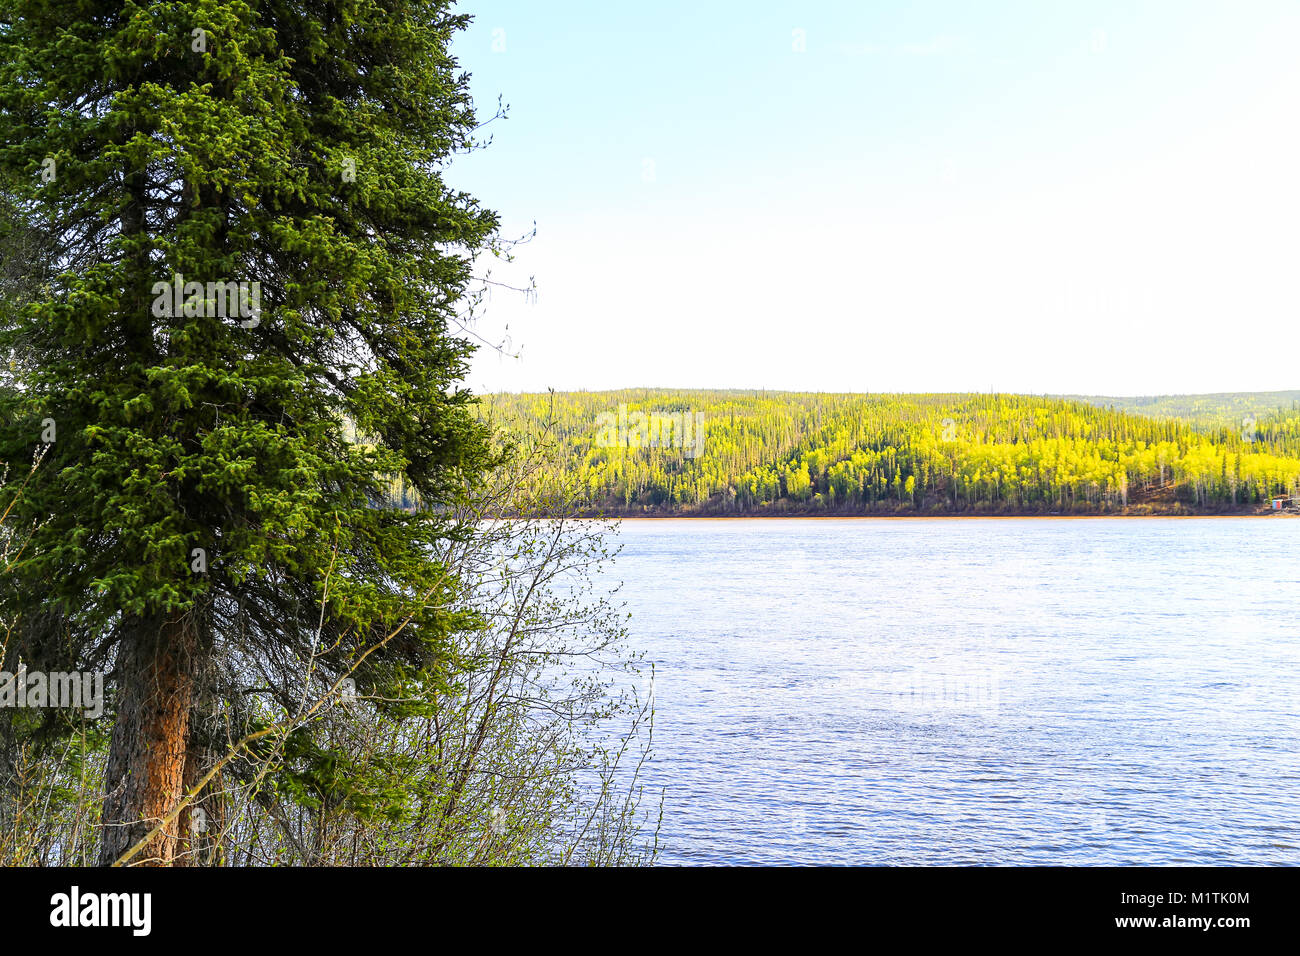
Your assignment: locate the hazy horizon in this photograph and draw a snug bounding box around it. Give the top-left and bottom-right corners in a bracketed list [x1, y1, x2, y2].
[478, 384, 1300, 400]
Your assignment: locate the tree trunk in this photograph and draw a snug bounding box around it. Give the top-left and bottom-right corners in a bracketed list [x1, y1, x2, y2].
[99, 617, 196, 866]
[176, 683, 226, 867]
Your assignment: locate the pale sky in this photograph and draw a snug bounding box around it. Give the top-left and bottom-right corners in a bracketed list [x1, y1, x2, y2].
[450, 1, 1300, 396]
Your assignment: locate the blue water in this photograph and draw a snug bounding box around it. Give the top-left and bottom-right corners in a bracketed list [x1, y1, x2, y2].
[611, 518, 1300, 865]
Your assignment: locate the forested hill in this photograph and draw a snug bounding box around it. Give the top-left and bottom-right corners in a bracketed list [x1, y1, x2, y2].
[477, 390, 1300, 517]
[1070, 390, 1300, 430]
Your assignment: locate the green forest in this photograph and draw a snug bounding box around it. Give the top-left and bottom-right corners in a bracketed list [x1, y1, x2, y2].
[1070, 391, 1300, 429]
[477, 390, 1300, 516]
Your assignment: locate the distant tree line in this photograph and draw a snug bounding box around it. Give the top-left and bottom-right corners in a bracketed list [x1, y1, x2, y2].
[478, 390, 1300, 516]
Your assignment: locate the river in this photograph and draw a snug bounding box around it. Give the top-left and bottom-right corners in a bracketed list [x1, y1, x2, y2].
[609, 518, 1299, 864]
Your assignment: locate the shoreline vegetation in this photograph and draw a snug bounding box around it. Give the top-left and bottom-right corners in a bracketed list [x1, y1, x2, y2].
[470, 389, 1300, 521]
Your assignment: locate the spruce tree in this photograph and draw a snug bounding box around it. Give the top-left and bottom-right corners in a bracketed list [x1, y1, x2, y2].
[0, 0, 498, 865]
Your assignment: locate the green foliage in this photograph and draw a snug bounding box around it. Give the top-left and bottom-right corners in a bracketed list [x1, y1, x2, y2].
[0, 0, 498, 695]
[0, 0, 508, 858]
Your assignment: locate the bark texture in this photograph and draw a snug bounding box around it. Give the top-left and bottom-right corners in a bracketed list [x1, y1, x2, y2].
[99, 617, 196, 866]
